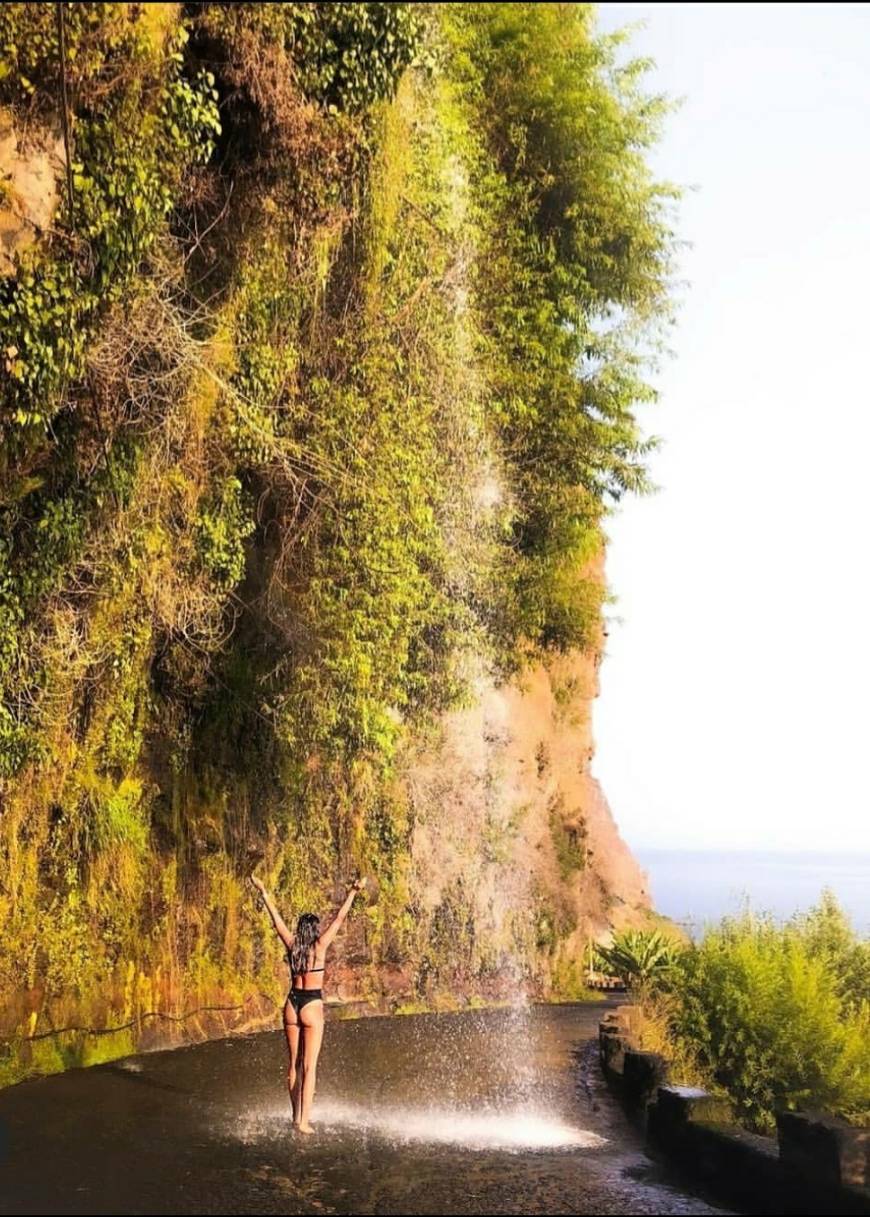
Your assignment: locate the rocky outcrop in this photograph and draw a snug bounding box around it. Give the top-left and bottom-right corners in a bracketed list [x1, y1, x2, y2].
[0, 108, 64, 276]
[404, 642, 651, 1001]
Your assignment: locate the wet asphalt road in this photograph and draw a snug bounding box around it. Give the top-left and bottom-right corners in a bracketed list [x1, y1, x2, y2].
[0, 1001, 732, 1215]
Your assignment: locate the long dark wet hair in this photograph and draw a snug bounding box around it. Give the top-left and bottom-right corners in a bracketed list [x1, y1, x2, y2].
[289, 912, 320, 978]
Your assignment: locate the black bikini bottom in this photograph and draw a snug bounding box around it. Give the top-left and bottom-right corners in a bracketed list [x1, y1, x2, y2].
[287, 989, 323, 1014]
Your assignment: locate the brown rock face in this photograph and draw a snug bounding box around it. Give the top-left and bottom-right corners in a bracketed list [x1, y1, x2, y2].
[404, 645, 651, 999]
[0, 108, 64, 276]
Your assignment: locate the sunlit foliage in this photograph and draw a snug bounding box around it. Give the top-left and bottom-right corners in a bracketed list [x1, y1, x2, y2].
[0, 3, 674, 1081]
[644, 894, 870, 1131]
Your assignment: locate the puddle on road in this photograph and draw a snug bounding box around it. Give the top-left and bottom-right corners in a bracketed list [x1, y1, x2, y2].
[232, 1100, 608, 1152]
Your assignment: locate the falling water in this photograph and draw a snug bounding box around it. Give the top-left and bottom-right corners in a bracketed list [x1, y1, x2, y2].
[228, 1003, 608, 1153]
[235, 1099, 605, 1151]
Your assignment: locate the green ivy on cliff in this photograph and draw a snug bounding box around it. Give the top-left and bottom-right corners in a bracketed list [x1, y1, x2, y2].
[443, 2, 675, 653]
[0, 3, 220, 432]
[0, 2, 675, 1084]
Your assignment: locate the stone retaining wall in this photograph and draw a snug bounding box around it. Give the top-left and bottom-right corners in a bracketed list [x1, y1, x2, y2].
[599, 1007, 870, 1216]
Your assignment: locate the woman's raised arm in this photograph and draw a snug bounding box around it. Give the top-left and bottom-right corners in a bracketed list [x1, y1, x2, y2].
[251, 875, 294, 949]
[319, 878, 365, 949]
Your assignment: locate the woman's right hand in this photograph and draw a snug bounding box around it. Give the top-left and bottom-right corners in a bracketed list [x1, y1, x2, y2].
[350, 876, 367, 893]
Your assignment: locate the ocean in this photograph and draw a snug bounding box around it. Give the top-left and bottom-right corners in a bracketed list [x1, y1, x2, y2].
[636, 849, 870, 937]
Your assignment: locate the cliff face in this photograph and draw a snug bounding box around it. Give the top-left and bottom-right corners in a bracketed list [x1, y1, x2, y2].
[0, 3, 669, 1085]
[399, 648, 650, 1007]
[323, 604, 652, 1013]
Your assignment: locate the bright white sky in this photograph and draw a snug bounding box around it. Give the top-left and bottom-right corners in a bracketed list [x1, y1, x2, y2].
[593, 3, 870, 852]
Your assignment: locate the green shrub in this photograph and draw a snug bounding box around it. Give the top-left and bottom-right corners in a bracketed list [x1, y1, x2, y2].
[195, 477, 255, 588]
[664, 901, 870, 1131]
[793, 888, 870, 1011]
[444, 1, 676, 653]
[197, 2, 425, 113]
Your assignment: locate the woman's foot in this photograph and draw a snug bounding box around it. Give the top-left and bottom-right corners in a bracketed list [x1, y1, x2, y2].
[296, 1121, 315, 1135]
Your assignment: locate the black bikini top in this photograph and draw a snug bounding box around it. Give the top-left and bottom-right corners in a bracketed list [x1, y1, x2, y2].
[287, 949, 324, 983]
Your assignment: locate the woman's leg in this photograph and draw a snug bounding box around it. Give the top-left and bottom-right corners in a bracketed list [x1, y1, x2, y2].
[291, 1031, 304, 1123]
[282, 999, 301, 1123]
[296, 1000, 325, 1134]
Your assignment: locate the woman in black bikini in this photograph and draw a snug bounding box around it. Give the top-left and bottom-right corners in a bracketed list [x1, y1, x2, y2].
[251, 875, 364, 1134]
